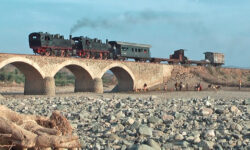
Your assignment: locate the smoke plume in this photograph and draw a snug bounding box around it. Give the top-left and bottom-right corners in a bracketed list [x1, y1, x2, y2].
[69, 10, 163, 34]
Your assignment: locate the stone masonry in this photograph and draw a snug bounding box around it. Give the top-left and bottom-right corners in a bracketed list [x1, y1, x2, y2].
[0, 53, 173, 95]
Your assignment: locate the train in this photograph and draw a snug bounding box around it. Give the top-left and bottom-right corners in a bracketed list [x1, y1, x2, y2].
[29, 32, 224, 66]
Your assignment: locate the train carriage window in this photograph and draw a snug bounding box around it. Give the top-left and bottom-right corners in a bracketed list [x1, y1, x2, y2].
[122, 47, 127, 51]
[144, 49, 147, 53]
[32, 36, 37, 39]
[135, 48, 138, 52]
[132, 48, 134, 52]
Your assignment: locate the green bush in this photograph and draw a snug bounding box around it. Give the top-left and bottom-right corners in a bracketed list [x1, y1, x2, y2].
[248, 76, 250, 82]
[0, 70, 25, 84]
[54, 72, 75, 86]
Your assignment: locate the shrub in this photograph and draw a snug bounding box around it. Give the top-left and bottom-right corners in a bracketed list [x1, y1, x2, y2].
[54, 72, 75, 86]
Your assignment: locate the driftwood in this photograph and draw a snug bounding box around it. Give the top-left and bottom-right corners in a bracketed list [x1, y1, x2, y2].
[0, 105, 80, 149]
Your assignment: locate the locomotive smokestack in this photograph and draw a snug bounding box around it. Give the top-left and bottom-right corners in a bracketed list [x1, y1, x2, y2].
[106, 39, 108, 44]
[69, 35, 72, 40]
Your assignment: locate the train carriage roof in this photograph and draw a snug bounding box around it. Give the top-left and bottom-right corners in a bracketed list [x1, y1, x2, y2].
[110, 41, 151, 48]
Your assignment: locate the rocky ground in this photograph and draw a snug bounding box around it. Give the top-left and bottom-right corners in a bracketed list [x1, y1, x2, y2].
[0, 91, 249, 150]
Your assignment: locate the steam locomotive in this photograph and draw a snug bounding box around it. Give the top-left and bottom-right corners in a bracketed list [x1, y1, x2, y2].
[29, 32, 150, 61]
[29, 32, 224, 66]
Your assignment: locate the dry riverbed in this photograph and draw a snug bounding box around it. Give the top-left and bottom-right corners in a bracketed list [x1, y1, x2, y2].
[0, 90, 250, 150]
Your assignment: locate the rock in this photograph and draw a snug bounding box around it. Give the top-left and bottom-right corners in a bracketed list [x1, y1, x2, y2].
[129, 121, 141, 130]
[214, 144, 223, 150]
[95, 143, 101, 150]
[206, 130, 215, 137]
[230, 123, 243, 132]
[230, 106, 241, 114]
[235, 124, 243, 132]
[200, 108, 213, 116]
[138, 125, 153, 137]
[122, 140, 133, 146]
[125, 117, 135, 125]
[186, 136, 194, 142]
[147, 116, 162, 124]
[116, 110, 125, 118]
[205, 101, 212, 107]
[243, 99, 250, 105]
[121, 145, 127, 150]
[129, 144, 155, 150]
[174, 112, 182, 119]
[108, 114, 116, 122]
[215, 108, 224, 114]
[152, 130, 164, 137]
[150, 95, 158, 100]
[175, 133, 184, 141]
[161, 114, 174, 121]
[194, 137, 201, 143]
[116, 102, 124, 109]
[79, 110, 89, 120]
[179, 141, 189, 148]
[199, 140, 214, 150]
[147, 139, 161, 150]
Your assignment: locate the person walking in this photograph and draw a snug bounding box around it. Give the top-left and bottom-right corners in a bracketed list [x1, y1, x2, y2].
[239, 79, 242, 90]
[175, 82, 178, 91]
[179, 82, 183, 91]
[186, 83, 189, 91]
[143, 83, 148, 92]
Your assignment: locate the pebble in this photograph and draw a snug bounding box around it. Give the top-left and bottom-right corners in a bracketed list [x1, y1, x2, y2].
[200, 107, 213, 116]
[175, 133, 184, 141]
[0, 94, 248, 149]
[138, 125, 153, 137]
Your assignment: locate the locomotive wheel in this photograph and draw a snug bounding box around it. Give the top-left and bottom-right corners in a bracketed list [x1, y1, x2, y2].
[65, 51, 70, 57]
[91, 52, 95, 59]
[86, 52, 90, 59]
[103, 53, 108, 60]
[99, 53, 103, 59]
[60, 50, 65, 57]
[45, 50, 51, 56]
[50, 51, 55, 56]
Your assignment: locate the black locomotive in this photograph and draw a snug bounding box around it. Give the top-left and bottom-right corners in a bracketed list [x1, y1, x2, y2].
[29, 32, 150, 61]
[29, 32, 224, 66]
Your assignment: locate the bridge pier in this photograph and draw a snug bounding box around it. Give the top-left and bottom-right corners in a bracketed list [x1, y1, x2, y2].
[92, 78, 103, 93]
[24, 78, 44, 95]
[74, 78, 93, 92]
[42, 77, 55, 96]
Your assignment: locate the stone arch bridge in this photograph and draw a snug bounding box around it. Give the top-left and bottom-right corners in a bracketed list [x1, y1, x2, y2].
[0, 53, 173, 95]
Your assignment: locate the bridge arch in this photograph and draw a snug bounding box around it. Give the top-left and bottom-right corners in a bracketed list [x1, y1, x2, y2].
[51, 60, 94, 93]
[100, 63, 135, 92]
[0, 57, 45, 95]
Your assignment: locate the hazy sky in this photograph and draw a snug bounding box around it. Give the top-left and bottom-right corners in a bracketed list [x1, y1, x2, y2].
[0, 0, 249, 68]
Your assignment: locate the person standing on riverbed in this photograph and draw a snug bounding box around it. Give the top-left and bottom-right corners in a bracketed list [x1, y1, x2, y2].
[239, 79, 242, 90]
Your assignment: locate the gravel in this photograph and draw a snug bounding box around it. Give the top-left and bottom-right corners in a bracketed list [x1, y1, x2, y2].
[0, 91, 250, 149]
